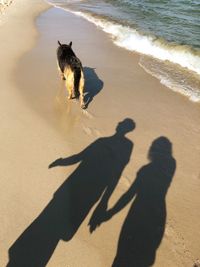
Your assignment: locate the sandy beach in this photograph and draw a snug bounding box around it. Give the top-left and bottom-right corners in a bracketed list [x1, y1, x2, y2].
[1, 1, 200, 266]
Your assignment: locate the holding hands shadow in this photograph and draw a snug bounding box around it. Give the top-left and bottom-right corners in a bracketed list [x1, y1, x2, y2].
[88, 201, 108, 233]
[91, 136, 176, 267]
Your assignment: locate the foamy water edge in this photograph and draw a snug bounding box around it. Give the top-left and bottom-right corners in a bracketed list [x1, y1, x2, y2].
[46, 3, 200, 102]
[65, 9, 200, 76]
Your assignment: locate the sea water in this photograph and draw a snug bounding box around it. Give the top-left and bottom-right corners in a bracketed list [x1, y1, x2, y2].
[47, 0, 200, 102]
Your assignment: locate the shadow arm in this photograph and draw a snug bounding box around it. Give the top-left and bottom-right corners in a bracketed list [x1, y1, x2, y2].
[48, 152, 84, 168]
[88, 177, 120, 232]
[101, 177, 120, 207]
[108, 184, 136, 218]
[105, 171, 143, 220]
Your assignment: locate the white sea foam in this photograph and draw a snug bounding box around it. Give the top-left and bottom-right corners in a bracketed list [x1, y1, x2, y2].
[139, 56, 200, 102]
[64, 9, 200, 77]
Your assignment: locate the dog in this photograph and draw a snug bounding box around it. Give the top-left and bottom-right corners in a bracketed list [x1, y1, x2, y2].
[57, 41, 86, 109]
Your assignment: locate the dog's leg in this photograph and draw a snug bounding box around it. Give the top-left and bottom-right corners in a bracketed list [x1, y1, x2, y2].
[79, 70, 86, 109]
[66, 77, 74, 100]
[65, 68, 74, 100]
[60, 72, 65, 80]
[57, 61, 65, 80]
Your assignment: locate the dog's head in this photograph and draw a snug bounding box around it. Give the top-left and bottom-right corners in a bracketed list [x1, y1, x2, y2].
[57, 40, 75, 57]
[58, 40, 72, 48]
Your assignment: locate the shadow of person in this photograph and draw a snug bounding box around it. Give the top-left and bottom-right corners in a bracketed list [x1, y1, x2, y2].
[7, 118, 135, 267]
[102, 136, 176, 267]
[83, 67, 103, 108]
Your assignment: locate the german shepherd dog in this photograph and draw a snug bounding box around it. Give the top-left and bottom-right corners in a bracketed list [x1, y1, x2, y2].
[57, 41, 86, 109]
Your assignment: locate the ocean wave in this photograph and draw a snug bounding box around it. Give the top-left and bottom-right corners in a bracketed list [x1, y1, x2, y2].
[139, 56, 200, 102]
[59, 8, 200, 76]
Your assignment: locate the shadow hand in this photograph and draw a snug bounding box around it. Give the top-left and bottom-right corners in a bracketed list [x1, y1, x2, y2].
[48, 158, 63, 168]
[88, 203, 108, 233]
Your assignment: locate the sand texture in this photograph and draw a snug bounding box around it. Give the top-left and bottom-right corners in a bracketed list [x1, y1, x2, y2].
[0, 1, 200, 266]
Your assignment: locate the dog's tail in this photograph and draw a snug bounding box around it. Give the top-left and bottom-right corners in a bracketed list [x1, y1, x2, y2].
[58, 40, 62, 46]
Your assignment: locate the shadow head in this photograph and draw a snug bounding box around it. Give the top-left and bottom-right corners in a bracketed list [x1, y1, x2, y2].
[116, 118, 136, 135]
[148, 136, 172, 162]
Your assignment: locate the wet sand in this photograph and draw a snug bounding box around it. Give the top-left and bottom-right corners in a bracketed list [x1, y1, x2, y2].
[1, 1, 200, 266]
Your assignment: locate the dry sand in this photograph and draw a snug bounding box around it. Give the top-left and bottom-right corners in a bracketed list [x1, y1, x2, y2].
[1, 1, 200, 266]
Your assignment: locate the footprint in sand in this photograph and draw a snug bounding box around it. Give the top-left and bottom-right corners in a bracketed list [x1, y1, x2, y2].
[81, 109, 94, 119]
[82, 125, 101, 137]
[165, 221, 193, 265]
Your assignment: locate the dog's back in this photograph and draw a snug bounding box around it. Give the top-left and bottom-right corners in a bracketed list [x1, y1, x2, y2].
[57, 41, 85, 109]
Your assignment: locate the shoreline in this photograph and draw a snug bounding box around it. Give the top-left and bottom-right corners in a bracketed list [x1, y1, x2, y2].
[1, 2, 200, 266]
[49, 2, 200, 103]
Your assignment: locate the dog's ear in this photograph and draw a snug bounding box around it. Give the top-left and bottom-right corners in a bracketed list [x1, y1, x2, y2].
[69, 41, 72, 47]
[58, 40, 62, 46]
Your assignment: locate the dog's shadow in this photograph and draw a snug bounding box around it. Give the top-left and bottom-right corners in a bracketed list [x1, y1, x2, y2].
[83, 67, 104, 108]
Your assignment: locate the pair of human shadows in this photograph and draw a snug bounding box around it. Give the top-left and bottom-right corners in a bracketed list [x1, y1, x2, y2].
[6, 118, 135, 267]
[98, 136, 176, 267]
[83, 67, 103, 108]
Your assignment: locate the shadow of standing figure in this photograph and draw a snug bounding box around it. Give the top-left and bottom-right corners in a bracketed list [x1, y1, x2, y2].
[102, 136, 176, 267]
[83, 67, 104, 108]
[7, 118, 135, 267]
